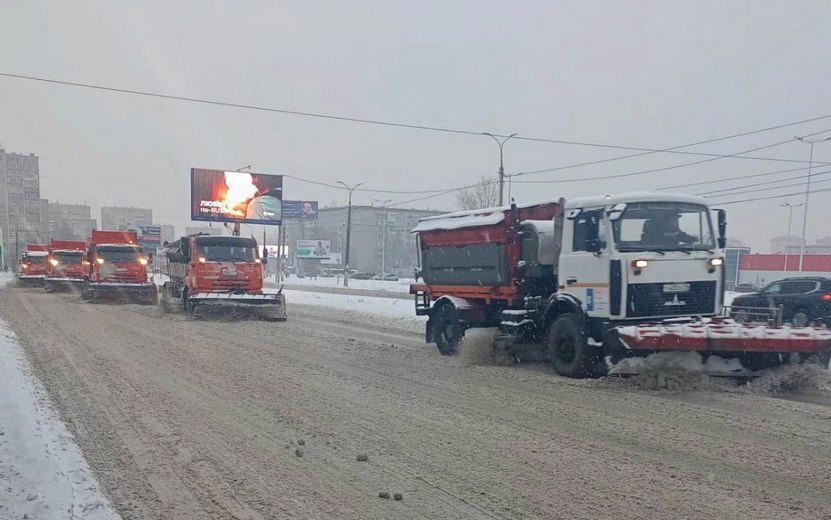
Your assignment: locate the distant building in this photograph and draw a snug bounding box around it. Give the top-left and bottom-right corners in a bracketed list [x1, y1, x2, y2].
[101, 206, 152, 231]
[770, 235, 804, 254]
[725, 237, 746, 248]
[0, 149, 42, 267]
[283, 206, 443, 275]
[47, 202, 96, 243]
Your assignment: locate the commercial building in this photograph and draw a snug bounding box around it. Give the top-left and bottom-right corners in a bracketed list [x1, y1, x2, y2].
[0, 149, 42, 267]
[46, 202, 96, 242]
[283, 205, 443, 275]
[738, 254, 831, 287]
[101, 206, 152, 231]
[770, 235, 805, 254]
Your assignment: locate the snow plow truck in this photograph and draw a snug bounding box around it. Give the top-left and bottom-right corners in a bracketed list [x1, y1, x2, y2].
[158, 234, 286, 320]
[83, 230, 157, 304]
[44, 240, 86, 292]
[410, 192, 831, 377]
[17, 244, 49, 285]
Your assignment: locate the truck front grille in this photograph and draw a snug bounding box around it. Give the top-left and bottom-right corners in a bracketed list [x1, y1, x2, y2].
[626, 281, 716, 319]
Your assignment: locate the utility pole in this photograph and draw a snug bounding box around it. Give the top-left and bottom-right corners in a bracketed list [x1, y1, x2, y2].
[374, 199, 392, 274]
[780, 202, 803, 272]
[337, 181, 363, 287]
[481, 132, 518, 205]
[794, 136, 831, 271]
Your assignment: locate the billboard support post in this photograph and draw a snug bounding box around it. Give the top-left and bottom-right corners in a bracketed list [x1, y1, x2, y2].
[336, 181, 363, 287]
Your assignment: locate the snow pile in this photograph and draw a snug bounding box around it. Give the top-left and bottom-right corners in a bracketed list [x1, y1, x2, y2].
[284, 289, 424, 331]
[0, 274, 121, 520]
[276, 275, 414, 294]
[743, 363, 831, 395]
[608, 351, 745, 376]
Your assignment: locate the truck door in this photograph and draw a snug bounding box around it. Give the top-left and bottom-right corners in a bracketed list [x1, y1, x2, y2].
[561, 209, 611, 318]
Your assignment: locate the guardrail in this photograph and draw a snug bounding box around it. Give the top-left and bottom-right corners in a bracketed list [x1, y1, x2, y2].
[722, 304, 784, 327]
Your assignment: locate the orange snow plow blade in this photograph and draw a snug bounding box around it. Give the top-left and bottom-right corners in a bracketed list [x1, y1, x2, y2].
[614, 318, 831, 354]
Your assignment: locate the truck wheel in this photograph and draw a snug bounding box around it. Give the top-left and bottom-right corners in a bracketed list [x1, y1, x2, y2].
[433, 304, 462, 356]
[546, 313, 598, 378]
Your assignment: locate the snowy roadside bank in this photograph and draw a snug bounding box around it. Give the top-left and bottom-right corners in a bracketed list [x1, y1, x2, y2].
[0, 276, 120, 520]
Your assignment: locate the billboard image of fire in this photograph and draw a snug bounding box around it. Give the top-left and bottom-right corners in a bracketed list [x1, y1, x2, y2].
[191, 168, 283, 225]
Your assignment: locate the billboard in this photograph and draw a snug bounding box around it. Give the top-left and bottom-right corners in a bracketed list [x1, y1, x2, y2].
[191, 168, 283, 225]
[119, 225, 162, 249]
[283, 200, 319, 220]
[296, 240, 331, 259]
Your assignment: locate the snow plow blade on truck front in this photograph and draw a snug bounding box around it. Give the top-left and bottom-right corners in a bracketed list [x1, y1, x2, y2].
[608, 317, 831, 372]
[186, 291, 287, 320]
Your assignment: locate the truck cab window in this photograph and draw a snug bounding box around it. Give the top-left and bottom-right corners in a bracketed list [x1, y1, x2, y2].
[572, 209, 603, 252]
[613, 202, 715, 252]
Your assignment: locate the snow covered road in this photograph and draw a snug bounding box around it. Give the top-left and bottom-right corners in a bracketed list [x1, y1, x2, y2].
[0, 278, 119, 520]
[2, 284, 831, 519]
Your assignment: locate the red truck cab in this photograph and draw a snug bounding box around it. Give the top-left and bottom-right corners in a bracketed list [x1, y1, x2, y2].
[83, 230, 156, 303]
[45, 240, 86, 291]
[18, 244, 49, 285]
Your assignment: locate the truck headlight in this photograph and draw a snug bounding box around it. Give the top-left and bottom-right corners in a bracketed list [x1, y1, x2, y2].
[138, 258, 148, 266]
[49, 258, 59, 266]
[709, 258, 723, 267]
[632, 259, 649, 269]
[96, 258, 105, 265]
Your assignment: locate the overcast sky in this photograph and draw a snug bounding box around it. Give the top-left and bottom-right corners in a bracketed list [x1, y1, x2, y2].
[2, 0, 830, 251]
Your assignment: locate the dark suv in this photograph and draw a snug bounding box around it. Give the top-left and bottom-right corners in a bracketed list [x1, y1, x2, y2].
[730, 277, 831, 327]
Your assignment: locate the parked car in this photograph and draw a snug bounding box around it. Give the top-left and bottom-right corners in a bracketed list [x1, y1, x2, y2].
[372, 273, 399, 281]
[351, 272, 375, 280]
[730, 277, 831, 327]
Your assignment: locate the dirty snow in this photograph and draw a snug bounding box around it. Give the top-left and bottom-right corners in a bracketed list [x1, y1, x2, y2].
[0, 274, 121, 520]
[284, 289, 425, 328]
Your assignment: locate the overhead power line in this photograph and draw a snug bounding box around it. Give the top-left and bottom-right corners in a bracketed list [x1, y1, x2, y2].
[0, 71, 827, 167]
[699, 170, 831, 198]
[657, 165, 808, 191]
[510, 128, 831, 185]
[716, 185, 831, 206]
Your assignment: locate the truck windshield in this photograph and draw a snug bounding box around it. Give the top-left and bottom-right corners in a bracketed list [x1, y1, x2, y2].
[196, 245, 257, 262]
[612, 202, 715, 252]
[98, 247, 141, 262]
[54, 252, 84, 263]
[25, 256, 46, 265]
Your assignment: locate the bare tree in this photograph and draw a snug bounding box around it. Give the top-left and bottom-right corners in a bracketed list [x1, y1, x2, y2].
[456, 176, 499, 210]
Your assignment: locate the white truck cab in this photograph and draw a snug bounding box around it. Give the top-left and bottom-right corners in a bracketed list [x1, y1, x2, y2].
[556, 191, 725, 330]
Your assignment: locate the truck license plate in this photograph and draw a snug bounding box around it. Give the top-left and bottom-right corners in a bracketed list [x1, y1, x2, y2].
[663, 283, 691, 293]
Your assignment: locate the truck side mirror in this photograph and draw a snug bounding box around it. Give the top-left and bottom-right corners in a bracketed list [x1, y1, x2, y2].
[717, 209, 727, 249]
[261, 257, 268, 265]
[585, 238, 603, 253]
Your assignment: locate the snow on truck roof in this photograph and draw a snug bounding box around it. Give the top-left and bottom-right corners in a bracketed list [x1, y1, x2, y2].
[25, 251, 49, 257]
[411, 199, 560, 233]
[564, 191, 709, 210]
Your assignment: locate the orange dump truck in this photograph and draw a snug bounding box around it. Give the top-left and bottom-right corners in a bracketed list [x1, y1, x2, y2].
[44, 240, 86, 292]
[159, 234, 286, 320]
[18, 244, 49, 285]
[83, 230, 156, 304]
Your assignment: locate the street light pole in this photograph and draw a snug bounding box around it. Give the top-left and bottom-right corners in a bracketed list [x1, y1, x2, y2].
[781, 202, 803, 272]
[481, 132, 518, 205]
[794, 136, 831, 271]
[337, 181, 363, 287]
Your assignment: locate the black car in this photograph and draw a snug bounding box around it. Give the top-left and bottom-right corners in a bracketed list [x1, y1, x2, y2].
[730, 277, 831, 327]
